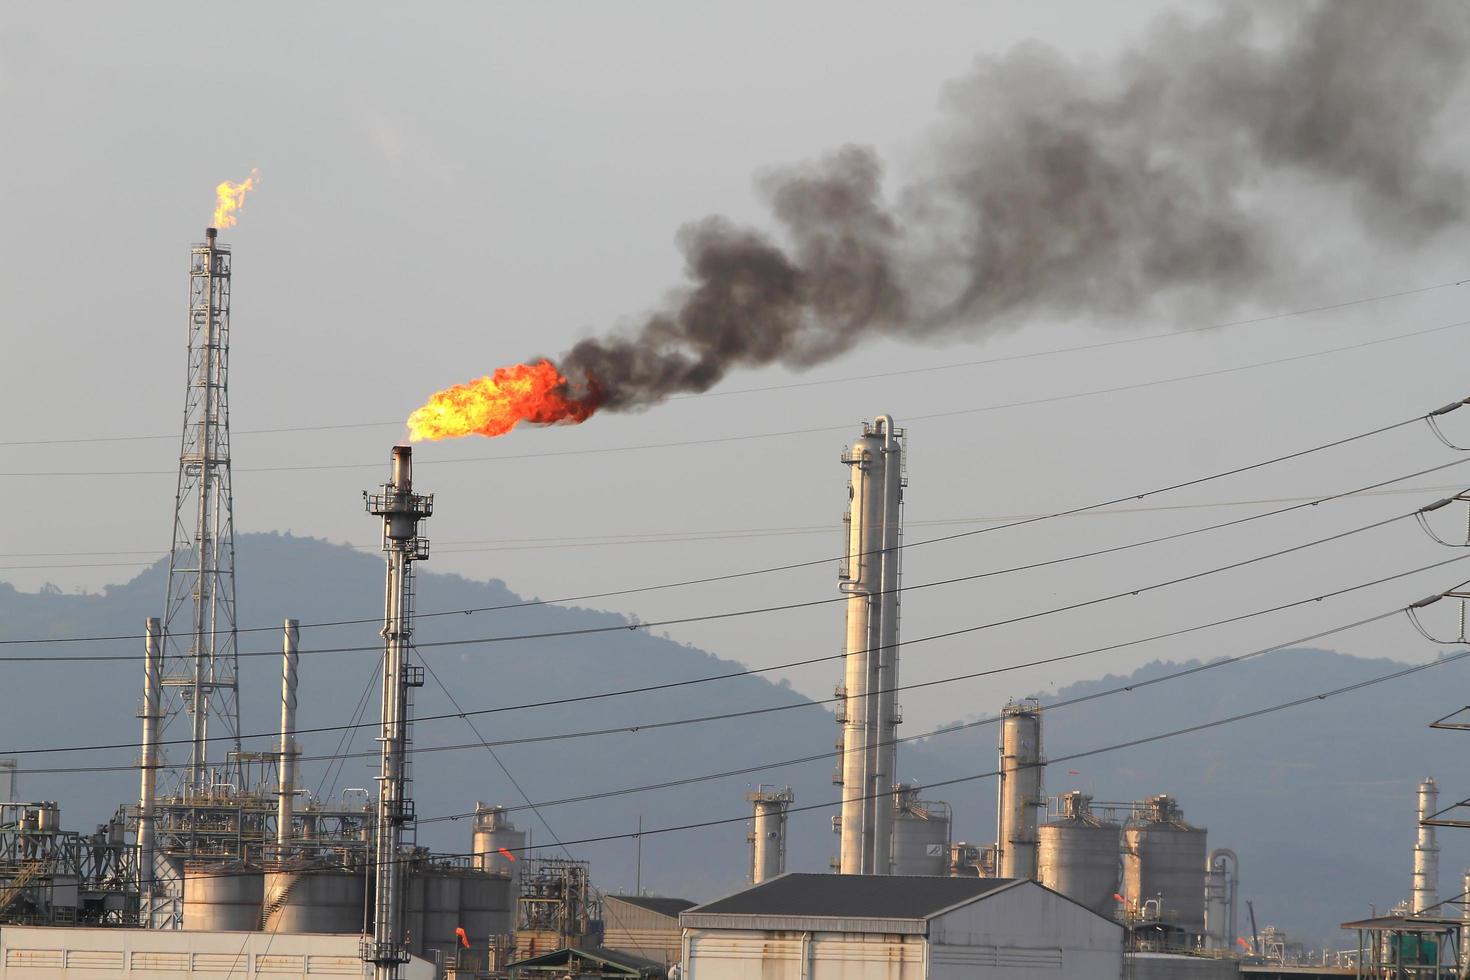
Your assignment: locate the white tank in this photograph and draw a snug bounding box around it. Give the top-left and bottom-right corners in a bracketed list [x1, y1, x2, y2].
[747, 786, 794, 884]
[890, 785, 950, 876]
[1124, 795, 1207, 937]
[1038, 792, 1120, 916]
[182, 864, 264, 931]
[261, 866, 366, 934]
[1414, 778, 1440, 914]
[473, 804, 525, 893]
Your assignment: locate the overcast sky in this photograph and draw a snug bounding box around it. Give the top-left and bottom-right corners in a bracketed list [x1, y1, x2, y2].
[3, 0, 1470, 734]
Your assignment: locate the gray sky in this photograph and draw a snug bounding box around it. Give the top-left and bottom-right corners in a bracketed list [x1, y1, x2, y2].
[3, 0, 1470, 731]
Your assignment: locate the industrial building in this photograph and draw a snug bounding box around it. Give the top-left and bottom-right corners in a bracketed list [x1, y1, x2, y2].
[680, 873, 1123, 980]
[601, 896, 695, 968]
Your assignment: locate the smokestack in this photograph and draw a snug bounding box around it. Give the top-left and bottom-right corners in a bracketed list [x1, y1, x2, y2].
[1414, 777, 1440, 914]
[138, 618, 162, 909]
[277, 619, 299, 850]
[997, 700, 1043, 879]
[836, 416, 904, 875]
[747, 786, 794, 885]
[364, 446, 433, 977]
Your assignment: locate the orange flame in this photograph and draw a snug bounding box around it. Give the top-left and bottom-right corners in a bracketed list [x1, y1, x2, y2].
[213, 169, 260, 229]
[497, 847, 518, 862]
[407, 359, 598, 441]
[456, 926, 470, 948]
[1236, 937, 1251, 950]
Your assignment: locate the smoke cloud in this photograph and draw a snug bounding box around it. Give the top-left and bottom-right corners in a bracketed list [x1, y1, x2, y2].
[561, 0, 1469, 411]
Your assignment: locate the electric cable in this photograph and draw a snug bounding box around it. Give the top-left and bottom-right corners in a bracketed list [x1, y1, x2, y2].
[103, 629, 1470, 867]
[2, 403, 1462, 649]
[14, 556, 1466, 776]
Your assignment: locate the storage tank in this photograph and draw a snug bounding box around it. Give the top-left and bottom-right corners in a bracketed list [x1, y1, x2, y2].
[997, 701, 1043, 879]
[459, 871, 514, 951]
[1124, 795, 1207, 937]
[473, 804, 525, 892]
[1038, 791, 1121, 917]
[412, 869, 464, 965]
[261, 865, 366, 934]
[182, 863, 264, 931]
[890, 785, 951, 876]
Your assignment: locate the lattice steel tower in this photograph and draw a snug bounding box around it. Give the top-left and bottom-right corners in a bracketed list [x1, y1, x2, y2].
[159, 227, 241, 799]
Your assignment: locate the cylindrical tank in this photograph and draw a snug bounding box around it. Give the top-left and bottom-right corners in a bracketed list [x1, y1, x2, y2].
[459, 872, 514, 949]
[1123, 795, 1207, 936]
[404, 873, 426, 956]
[1038, 792, 1121, 917]
[997, 702, 1043, 879]
[1203, 849, 1238, 951]
[261, 866, 366, 934]
[182, 864, 264, 931]
[746, 786, 794, 884]
[473, 804, 526, 892]
[890, 785, 950, 876]
[35, 803, 60, 833]
[414, 870, 463, 964]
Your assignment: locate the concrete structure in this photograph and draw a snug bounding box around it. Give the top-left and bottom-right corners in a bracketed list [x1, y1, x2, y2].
[1128, 952, 1241, 979]
[681, 873, 1122, 980]
[604, 896, 695, 967]
[835, 417, 904, 875]
[1124, 795, 1207, 938]
[745, 787, 793, 885]
[1038, 792, 1120, 917]
[996, 701, 1043, 880]
[0, 924, 434, 979]
[1413, 778, 1440, 915]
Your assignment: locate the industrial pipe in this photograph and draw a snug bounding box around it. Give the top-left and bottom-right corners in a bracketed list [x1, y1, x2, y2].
[277, 619, 299, 849]
[139, 617, 162, 912]
[1413, 777, 1440, 914]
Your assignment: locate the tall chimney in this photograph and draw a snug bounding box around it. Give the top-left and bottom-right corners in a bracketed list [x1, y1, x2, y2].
[1413, 777, 1440, 914]
[747, 786, 794, 885]
[277, 619, 300, 850]
[996, 700, 1043, 879]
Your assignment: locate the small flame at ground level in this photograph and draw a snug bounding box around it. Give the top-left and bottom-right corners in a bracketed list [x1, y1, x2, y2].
[407, 359, 599, 441]
[214, 169, 260, 229]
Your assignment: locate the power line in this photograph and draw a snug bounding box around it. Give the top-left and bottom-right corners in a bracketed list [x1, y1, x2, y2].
[4, 278, 1461, 449]
[3, 317, 1467, 479]
[73, 622, 1469, 864]
[2, 399, 1458, 647]
[4, 543, 1460, 764]
[0, 458, 1458, 669]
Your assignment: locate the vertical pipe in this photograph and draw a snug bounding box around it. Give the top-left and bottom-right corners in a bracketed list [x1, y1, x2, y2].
[277, 619, 299, 849]
[871, 416, 902, 876]
[839, 430, 884, 874]
[997, 703, 1042, 879]
[749, 787, 792, 884]
[139, 618, 162, 913]
[1459, 868, 1469, 974]
[1414, 777, 1440, 914]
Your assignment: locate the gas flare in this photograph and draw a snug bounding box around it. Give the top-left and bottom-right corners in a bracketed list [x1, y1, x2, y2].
[406, 359, 599, 441]
[213, 169, 260, 229]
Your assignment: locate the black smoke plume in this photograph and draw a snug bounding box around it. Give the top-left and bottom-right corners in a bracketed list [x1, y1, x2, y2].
[561, 0, 1468, 411]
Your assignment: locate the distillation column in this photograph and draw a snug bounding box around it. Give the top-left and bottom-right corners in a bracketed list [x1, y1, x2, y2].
[747, 786, 795, 884]
[277, 620, 299, 851]
[364, 447, 433, 979]
[1413, 777, 1440, 914]
[836, 417, 904, 875]
[997, 701, 1043, 879]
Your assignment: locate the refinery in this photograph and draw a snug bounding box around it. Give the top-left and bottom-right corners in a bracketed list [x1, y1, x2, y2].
[6, 3, 1470, 980]
[0, 220, 1464, 980]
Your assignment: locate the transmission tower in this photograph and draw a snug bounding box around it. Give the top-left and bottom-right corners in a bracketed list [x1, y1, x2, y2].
[158, 227, 241, 800]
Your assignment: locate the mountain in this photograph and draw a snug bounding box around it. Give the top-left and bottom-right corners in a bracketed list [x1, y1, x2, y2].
[0, 531, 1465, 945]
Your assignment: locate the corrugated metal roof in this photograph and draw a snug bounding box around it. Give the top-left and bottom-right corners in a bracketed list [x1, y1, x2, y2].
[687, 873, 1019, 920]
[606, 895, 696, 919]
